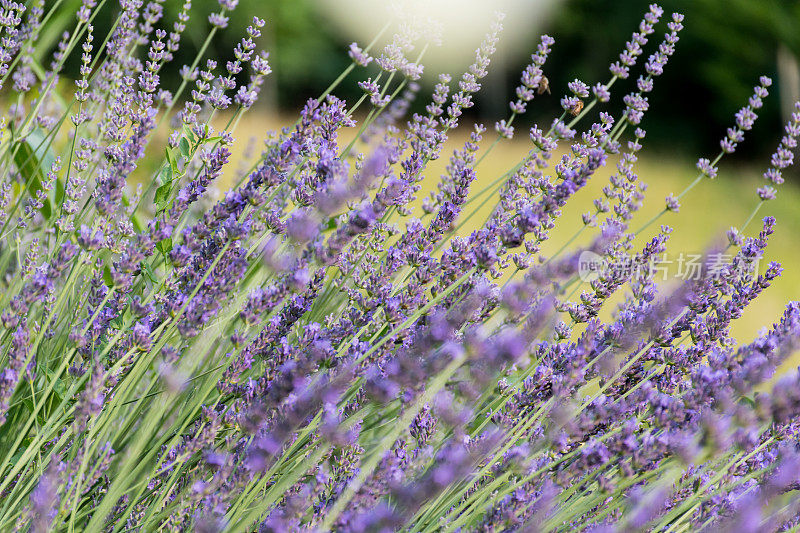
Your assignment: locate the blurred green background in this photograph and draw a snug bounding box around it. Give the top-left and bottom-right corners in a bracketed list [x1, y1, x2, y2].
[214, 0, 799, 155]
[47, 0, 800, 156]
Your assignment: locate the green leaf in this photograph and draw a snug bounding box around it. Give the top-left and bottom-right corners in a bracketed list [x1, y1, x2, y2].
[165, 147, 179, 174]
[154, 185, 172, 211]
[108, 314, 124, 330]
[156, 237, 173, 262]
[13, 128, 58, 220]
[154, 165, 173, 212]
[182, 123, 198, 143]
[21, 397, 34, 416]
[103, 264, 115, 287]
[739, 395, 756, 408]
[179, 137, 191, 159]
[141, 260, 158, 284]
[55, 170, 66, 205]
[44, 368, 67, 405]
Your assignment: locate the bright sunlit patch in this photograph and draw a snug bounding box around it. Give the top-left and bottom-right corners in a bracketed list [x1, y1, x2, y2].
[316, 0, 562, 79]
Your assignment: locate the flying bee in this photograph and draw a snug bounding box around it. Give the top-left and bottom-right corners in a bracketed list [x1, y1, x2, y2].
[537, 75, 550, 95]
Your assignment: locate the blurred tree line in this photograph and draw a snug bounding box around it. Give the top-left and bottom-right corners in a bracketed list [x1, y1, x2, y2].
[39, 0, 800, 156]
[544, 0, 800, 157]
[46, 0, 351, 108]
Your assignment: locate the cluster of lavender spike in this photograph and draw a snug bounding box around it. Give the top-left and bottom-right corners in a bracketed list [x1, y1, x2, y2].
[0, 0, 798, 531]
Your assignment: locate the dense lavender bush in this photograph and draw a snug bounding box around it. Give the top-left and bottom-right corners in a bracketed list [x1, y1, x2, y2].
[0, 0, 799, 530]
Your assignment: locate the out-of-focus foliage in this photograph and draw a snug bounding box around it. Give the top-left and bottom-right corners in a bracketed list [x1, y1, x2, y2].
[540, 0, 800, 154]
[40, 0, 800, 154]
[195, 0, 349, 106]
[45, 0, 349, 106]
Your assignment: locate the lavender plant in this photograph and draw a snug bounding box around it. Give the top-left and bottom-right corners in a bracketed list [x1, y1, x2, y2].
[0, 1, 798, 531]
